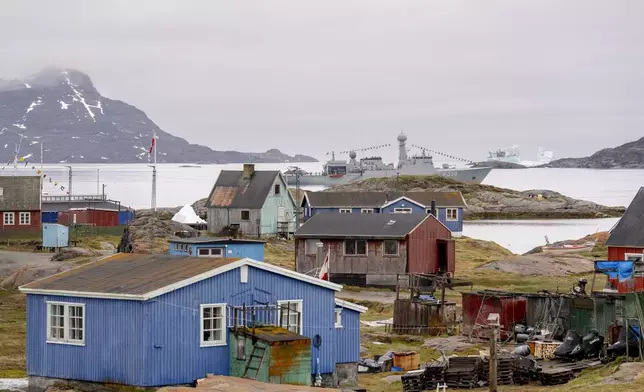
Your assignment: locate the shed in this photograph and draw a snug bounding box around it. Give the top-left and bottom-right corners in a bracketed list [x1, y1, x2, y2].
[229, 327, 311, 385]
[42, 224, 68, 249]
[461, 291, 526, 339]
[392, 299, 457, 335]
[295, 213, 454, 287]
[168, 237, 266, 261]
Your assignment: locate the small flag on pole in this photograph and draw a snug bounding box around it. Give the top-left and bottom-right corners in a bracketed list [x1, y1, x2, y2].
[318, 249, 330, 281]
[149, 136, 156, 154]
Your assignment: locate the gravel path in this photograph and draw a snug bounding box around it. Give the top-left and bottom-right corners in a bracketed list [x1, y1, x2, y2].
[0, 250, 55, 277]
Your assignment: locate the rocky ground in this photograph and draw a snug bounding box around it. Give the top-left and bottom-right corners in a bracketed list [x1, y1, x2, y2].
[546, 136, 644, 168]
[478, 251, 595, 276]
[328, 175, 625, 219]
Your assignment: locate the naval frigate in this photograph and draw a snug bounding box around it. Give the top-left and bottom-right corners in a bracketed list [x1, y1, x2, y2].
[284, 133, 492, 187]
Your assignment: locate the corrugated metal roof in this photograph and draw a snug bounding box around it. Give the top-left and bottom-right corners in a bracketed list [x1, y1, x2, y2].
[234, 326, 310, 343]
[206, 170, 280, 209]
[0, 176, 41, 211]
[294, 213, 428, 239]
[606, 187, 644, 247]
[305, 191, 466, 208]
[169, 236, 265, 244]
[21, 254, 240, 295]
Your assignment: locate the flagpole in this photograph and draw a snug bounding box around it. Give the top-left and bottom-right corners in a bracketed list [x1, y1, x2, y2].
[151, 131, 157, 212]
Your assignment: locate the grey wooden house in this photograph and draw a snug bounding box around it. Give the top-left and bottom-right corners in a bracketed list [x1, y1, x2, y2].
[206, 164, 297, 237]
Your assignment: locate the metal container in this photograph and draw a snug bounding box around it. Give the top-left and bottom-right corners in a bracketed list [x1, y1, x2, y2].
[42, 223, 68, 248]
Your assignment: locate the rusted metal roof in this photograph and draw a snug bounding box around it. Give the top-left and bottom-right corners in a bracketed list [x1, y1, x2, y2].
[21, 254, 239, 296]
[206, 170, 283, 209]
[233, 326, 310, 343]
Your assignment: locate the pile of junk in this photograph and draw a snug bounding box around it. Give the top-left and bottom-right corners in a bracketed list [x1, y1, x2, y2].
[512, 321, 642, 362]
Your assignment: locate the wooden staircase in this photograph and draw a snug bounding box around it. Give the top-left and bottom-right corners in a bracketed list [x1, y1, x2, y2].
[242, 342, 267, 380]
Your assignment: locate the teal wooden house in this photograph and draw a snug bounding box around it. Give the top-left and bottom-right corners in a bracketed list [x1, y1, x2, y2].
[206, 164, 297, 237]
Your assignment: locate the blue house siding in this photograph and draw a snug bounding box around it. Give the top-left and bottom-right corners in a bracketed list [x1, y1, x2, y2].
[381, 199, 426, 214]
[26, 295, 146, 386]
[168, 242, 265, 261]
[437, 207, 463, 234]
[143, 265, 338, 386]
[334, 307, 361, 364]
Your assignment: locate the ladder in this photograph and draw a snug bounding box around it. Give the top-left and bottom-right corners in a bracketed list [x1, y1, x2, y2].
[242, 343, 267, 380]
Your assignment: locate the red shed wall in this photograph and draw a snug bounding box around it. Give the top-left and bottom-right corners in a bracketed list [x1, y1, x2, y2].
[608, 246, 644, 260]
[58, 209, 119, 227]
[461, 292, 526, 339]
[407, 217, 453, 274]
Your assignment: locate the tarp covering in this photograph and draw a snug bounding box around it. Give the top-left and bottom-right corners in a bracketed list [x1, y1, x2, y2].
[595, 261, 634, 282]
[172, 204, 206, 224]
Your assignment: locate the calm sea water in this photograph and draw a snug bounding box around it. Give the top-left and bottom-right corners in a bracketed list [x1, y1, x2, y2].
[2, 164, 639, 253]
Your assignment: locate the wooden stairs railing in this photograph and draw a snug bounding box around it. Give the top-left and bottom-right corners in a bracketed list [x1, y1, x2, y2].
[242, 342, 267, 380]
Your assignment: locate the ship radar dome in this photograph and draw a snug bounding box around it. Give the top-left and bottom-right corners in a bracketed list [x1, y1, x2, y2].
[349, 151, 357, 159]
[397, 132, 407, 142]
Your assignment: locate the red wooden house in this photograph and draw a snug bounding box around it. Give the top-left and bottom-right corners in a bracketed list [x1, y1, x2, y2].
[0, 176, 42, 236]
[294, 213, 455, 287]
[604, 187, 644, 292]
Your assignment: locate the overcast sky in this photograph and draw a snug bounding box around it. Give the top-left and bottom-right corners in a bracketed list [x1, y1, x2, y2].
[1, 0, 642, 162]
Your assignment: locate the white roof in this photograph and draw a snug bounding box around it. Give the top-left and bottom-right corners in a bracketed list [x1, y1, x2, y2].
[172, 204, 206, 224]
[335, 298, 368, 313]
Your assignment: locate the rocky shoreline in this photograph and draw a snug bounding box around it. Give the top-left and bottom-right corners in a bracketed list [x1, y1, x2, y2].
[326, 175, 624, 220]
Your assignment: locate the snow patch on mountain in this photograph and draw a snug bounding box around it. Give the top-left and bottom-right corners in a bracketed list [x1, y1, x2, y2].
[59, 100, 69, 110]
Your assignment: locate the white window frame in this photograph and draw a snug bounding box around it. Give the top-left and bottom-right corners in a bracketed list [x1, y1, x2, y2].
[393, 208, 412, 214]
[335, 308, 343, 328]
[383, 239, 399, 256]
[344, 239, 368, 256]
[360, 208, 374, 214]
[197, 247, 224, 258]
[625, 253, 643, 263]
[46, 301, 85, 346]
[3, 212, 14, 225]
[200, 303, 227, 347]
[446, 208, 458, 221]
[278, 299, 303, 334]
[339, 208, 352, 214]
[305, 239, 320, 255]
[19, 212, 30, 225]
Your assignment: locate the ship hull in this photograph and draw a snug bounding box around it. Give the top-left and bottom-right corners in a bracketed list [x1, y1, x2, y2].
[285, 166, 492, 187]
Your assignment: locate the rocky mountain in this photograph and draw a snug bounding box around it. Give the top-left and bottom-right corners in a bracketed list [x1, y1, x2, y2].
[545, 137, 644, 168]
[0, 69, 317, 164]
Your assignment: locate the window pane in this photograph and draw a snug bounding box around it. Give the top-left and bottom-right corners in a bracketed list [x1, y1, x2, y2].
[203, 307, 211, 318]
[204, 319, 211, 330]
[345, 240, 355, 254]
[384, 240, 398, 255]
[204, 331, 211, 341]
[199, 249, 209, 255]
[213, 329, 222, 341]
[357, 240, 367, 255]
[213, 317, 222, 329]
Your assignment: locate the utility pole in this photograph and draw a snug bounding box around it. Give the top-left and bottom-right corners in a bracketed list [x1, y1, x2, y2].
[96, 169, 100, 196]
[102, 184, 107, 199]
[488, 313, 500, 392]
[289, 166, 301, 228]
[65, 165, 72, 211]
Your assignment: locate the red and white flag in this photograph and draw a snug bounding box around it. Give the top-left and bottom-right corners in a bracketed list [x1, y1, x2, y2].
[149, 136, 156, 154]
[318, 249, 330, 281]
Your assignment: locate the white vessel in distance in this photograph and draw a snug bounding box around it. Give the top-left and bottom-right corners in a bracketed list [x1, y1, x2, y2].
[284, 133, 492, 187]
[487, 145, 554, 167]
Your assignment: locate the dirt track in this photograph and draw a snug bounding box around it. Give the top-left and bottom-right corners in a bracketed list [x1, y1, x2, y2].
[0, 250, 55, 278]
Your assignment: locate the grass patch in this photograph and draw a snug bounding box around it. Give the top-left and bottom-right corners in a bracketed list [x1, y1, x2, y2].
[0, 289, 26, 377]
[264, 240, 295, 269]
[75, 234, 122, 250]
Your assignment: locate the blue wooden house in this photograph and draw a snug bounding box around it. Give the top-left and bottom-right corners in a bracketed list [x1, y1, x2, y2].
[168, 237, 265, 261]
[206, 164, 297, 237]
[19, 255, 365, 389]
[302, 191, 466, 235]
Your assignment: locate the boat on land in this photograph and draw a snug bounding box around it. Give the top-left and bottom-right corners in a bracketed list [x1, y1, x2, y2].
[284, 133, 492, 187]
